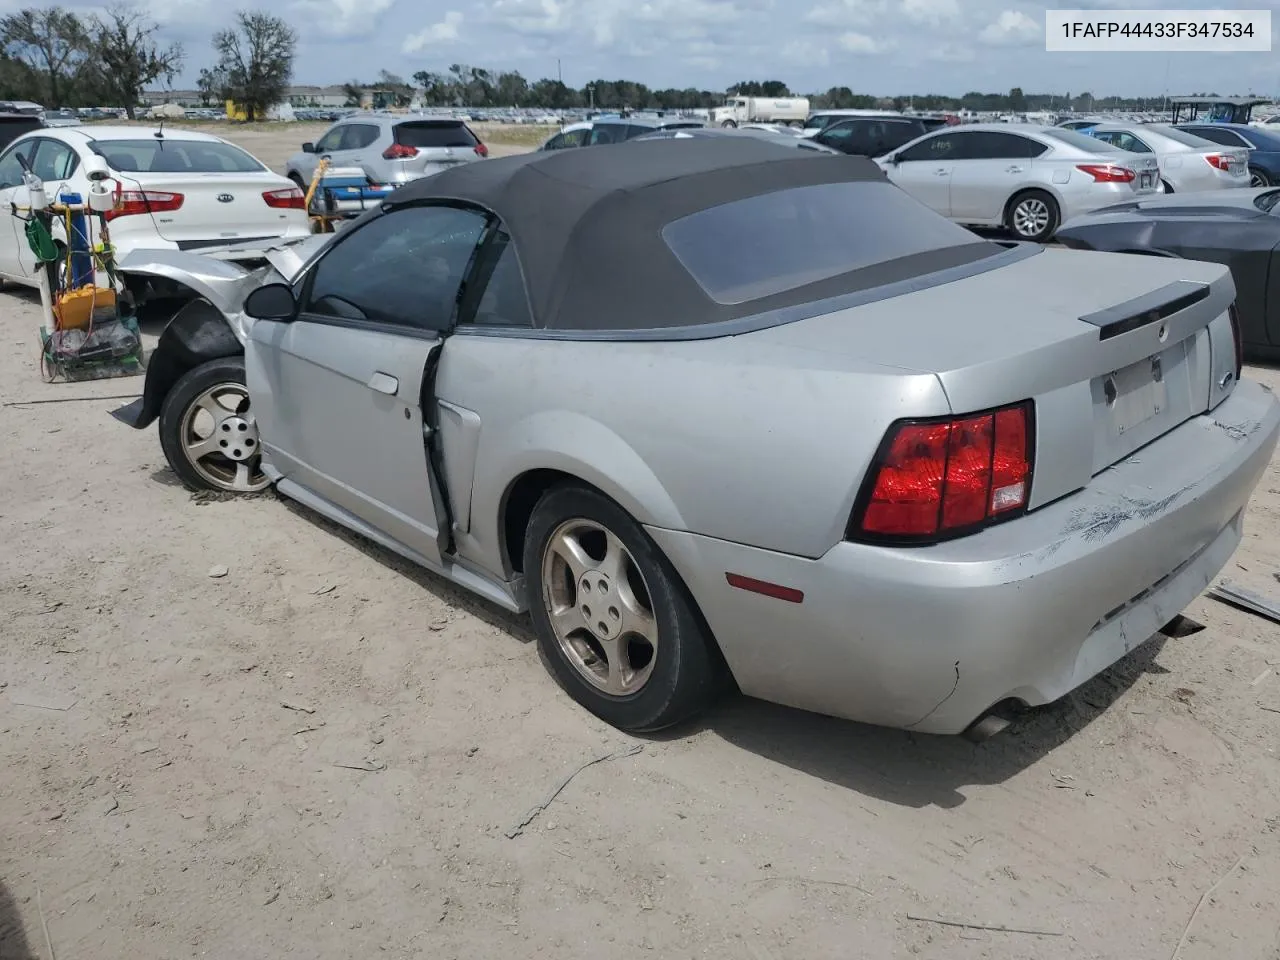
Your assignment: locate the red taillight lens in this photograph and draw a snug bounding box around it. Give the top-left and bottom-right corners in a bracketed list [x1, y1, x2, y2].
[262, 186, 305, 209]
[382, 143, 419, 160]
[103, 187, 184, 221]
[474, 142, 488, 157]
[1076, 163, 1136, 183]
[1229, 304, 1243, 378]
[1205, 153, 1230, 171]
[852, 402, 1034, 542]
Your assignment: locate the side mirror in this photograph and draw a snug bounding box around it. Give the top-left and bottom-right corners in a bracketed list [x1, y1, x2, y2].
[244, 282, 297, 321]
[301, 142, 316, 153]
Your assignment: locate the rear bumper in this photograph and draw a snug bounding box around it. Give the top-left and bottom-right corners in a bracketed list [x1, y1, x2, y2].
[649, 380, 1280, 734]
[112, 223, 312, 260]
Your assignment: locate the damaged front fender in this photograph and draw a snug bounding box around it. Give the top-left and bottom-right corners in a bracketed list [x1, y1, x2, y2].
[111, 299, 244, 430]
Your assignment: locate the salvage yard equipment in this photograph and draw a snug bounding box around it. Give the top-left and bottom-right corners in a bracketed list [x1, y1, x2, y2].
[303, 157, 396, 233]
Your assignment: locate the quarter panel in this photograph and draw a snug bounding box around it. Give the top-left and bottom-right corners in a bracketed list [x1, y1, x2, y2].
[434, 333, 950, 569]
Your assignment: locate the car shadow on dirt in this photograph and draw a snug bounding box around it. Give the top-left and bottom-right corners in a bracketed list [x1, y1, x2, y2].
[691, 634, 1172, 809]
[0, 879, 35, 960]
[277, 495, 1181, 808]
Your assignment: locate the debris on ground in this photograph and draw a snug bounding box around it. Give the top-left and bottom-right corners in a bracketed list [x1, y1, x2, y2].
[505, 744, 644, 839]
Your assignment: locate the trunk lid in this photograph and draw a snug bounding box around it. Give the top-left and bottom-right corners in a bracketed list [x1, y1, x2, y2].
[117, 171, 301, 246]
[754, 246, 1237, 509]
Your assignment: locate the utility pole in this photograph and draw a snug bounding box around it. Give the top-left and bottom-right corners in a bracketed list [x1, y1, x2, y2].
[557, 59, 562, 85]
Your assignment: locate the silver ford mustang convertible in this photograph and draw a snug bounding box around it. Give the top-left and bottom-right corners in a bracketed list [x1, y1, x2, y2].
[113, 137, 1280, 737]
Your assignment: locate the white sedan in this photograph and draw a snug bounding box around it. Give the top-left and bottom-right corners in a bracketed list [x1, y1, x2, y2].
[0, 125, 310, 288]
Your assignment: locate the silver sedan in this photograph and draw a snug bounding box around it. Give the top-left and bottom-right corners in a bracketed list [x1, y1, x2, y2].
[112, 138, 1278, 739]
[1084, 123, 1249, 193]
[878, 123, 1160, 242]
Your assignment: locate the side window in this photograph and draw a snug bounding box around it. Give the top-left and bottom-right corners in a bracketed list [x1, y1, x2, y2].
[818, 121, 858, 146]
[1188, 126, 1247, 147]
[963, 132, 1046, 160]
[561, 128, 588, 148]
[314, 125, 345, 153]
[542, 133, 566, 151]
[303, 205, 488, 332]
[468, 232, 534, 328]
[0, 142, 27, 188]
[898, 132, 958, 162]
[31, 139, 77, 180]
[341, 124, 380, 150]
[589, 124, 626, 145]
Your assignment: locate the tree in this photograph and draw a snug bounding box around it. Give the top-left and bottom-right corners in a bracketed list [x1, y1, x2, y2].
[85, 4, 182, 119]
[1008, 86, 1026, 112]
[212, 9, 296, 122]
[0, 7, 88, 106]
[376, 69, 412, 107]
[196, 66, 227, 106]
[341, 80, 361, 107]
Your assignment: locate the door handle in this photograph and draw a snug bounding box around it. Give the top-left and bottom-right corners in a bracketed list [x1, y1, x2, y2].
[1006, 165, 1023, 173]
[367, 371, 398, 395]
[934, 168, 949, 176]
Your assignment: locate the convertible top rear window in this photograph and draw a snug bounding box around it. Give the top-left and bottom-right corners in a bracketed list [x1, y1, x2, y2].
[662, 180, 988, 306]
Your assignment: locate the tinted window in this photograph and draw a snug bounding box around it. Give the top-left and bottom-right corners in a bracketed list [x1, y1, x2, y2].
[31, 138, 77, 180]
[624, 125, 655, 140]
[0, 142, 26, 188]
[341, 124, 380, 150]
[395, 121, 477, 148]
[314, 126, 345, 152]
[1090, 130, 1153, 153]
[0, 117, 42, 150]
[589, 124, 628, 145]
[662, 180, 987, 306]
[304, 206, 487, 331]
[815, 120, 867, 151]
[1040, 128, 1126, 153]
[963, 132, 1047, 159]
[1154, 125, 1220, 148]
[542, 133, 567, 150]
[469, 233, 534, 327]
[93, 139, 265, 173]
[1182, 126, 1248, 147]
[898, 132, 962, 162]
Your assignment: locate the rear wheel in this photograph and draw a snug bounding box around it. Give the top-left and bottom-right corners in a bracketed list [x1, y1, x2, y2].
[720, 119, 737, 128]
[1004, 189, 1059, 243]
[1250, 167, 1271, 188]
[523, 484, 724, 733]
[158, 356, 270, 494]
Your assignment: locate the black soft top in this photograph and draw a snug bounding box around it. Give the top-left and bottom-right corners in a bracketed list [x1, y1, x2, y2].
[386, 137, 998, 331]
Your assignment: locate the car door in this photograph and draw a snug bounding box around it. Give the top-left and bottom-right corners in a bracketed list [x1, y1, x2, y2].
[245, 204, 490, 567]
[340, 123, 384, 178]
[308, 122, 355, 173]
[884, 131, 961, 216]
[948, 131, 1046, 223]
[0, 139, 32, 279]
[13, 137, 81, 278]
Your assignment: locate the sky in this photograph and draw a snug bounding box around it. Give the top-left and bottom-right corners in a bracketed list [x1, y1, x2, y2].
[26, 0, 1280, 97]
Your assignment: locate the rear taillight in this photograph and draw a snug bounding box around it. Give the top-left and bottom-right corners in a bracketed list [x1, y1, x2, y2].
[1205, 153, 1231, 171]
[262, 186, 305, 209]
[382, 143, 419, 160]
[851, 401, 1034, 543]
[103, 186, 184, 221]
[474, 142, 488, 157]
[1229, 304, 1243, 378]
[1076, 164, 1136, 183]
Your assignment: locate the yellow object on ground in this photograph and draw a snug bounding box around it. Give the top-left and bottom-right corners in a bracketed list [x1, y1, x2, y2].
[53, 285, 117, 331]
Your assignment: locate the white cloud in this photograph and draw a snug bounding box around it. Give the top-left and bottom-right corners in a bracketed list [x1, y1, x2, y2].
[903, 0, 959, 24]
[978, 10, 1040, 47]
[402, 10, 463, 52]
[292, 0, 395, 37]
[838, 30, 883, 53]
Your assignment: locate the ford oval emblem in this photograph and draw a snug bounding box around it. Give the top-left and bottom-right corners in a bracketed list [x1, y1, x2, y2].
[216, 193, 234, 203]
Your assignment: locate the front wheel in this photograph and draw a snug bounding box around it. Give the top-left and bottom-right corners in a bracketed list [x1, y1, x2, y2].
[523, 484, 725, 732]
[1250, 167, 1272, 188]
[720, 119, 737, 128]
[1005, 189, 1059, 243]
[158, 356, 271, 493]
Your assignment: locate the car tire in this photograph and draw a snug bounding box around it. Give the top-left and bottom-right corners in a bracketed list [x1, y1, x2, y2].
[288, 172, 307, 190]
[523, 483, 726, 733]
[158, 356, 271, 494]
[1004, 189, 1059, 243]
[720, 119, 737, 128]
[1250, 167, 1271, 188]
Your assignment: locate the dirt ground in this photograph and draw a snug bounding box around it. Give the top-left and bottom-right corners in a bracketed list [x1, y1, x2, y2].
[2, 123, 1280, 960]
